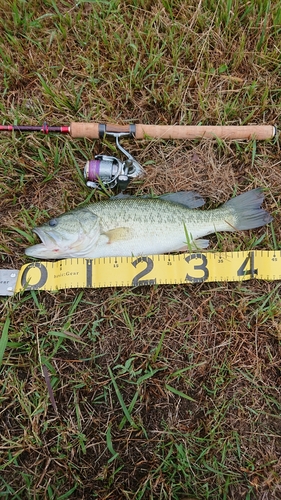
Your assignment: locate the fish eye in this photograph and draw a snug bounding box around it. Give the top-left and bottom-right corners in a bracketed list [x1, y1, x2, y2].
[49, 218, 58, 227]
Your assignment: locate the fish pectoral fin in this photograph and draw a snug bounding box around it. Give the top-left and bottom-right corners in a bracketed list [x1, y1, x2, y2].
[104, 226, 133, 243]
[177, 239, 210, 252]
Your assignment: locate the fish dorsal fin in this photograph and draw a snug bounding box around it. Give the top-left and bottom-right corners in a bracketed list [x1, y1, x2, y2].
[159, 191, 205, 208]
[111, 193, 132, 199]
[111, 191, 205, 208]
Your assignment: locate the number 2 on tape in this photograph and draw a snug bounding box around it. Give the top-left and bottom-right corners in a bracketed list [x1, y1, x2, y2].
[132, 257, 156, 286]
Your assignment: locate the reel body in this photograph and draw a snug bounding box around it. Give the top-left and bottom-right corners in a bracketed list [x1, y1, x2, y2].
[83, 132, 144, 190]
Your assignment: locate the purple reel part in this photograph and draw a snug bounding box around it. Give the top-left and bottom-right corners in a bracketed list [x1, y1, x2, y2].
[87, 159, 101, 182]
[84, 156, 121, 188]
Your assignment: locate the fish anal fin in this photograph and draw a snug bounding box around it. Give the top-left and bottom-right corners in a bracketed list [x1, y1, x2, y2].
[192, 239, 209, 250]
[176, 239, 209, 252]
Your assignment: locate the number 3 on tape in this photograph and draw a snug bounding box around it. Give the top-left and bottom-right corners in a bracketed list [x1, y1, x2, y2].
[185, 254, 209, 283]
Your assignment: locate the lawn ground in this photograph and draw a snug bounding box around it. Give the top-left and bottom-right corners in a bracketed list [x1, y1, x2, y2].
[1, 1, 281, 499]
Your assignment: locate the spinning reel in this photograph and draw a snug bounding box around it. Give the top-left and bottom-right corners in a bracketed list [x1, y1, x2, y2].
[83, 131, 144, 190]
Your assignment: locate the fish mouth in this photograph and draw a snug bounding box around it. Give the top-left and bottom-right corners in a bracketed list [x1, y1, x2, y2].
[33, 227, 62, 250]
[25, 223, 98, 259]
[25, 228, 64, 257]
[33, 228, 59, 247]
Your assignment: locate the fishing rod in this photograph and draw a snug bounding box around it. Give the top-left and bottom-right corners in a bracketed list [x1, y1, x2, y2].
[0, 122, 276, 189]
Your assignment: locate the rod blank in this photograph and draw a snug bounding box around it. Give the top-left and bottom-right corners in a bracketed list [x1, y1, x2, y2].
[0, 122, 276, 141]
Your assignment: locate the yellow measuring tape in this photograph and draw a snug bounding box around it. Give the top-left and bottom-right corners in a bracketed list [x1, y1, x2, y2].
[7, 250, 281, 294]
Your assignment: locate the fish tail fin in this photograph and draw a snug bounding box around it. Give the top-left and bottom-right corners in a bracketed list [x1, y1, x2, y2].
[223, 188, 272, 230]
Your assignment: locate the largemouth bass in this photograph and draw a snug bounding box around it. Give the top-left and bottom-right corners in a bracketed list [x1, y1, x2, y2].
[25, 189, 272, 259]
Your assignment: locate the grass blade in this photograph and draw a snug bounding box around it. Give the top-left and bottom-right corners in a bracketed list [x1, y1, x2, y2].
[106, 424, 119, 463]
[42, 364, 58, 414]
[108, 366, 139, 430]
[165, 384, 196, 402]
[0, 316, 10, 367]
[48, 330, 87, 345]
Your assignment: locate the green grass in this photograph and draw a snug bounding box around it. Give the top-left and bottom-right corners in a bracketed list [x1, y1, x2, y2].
[1, 0, 281, 498]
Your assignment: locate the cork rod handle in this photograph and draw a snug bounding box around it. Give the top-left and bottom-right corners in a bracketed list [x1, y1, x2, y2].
[70, 122, 276, 141]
